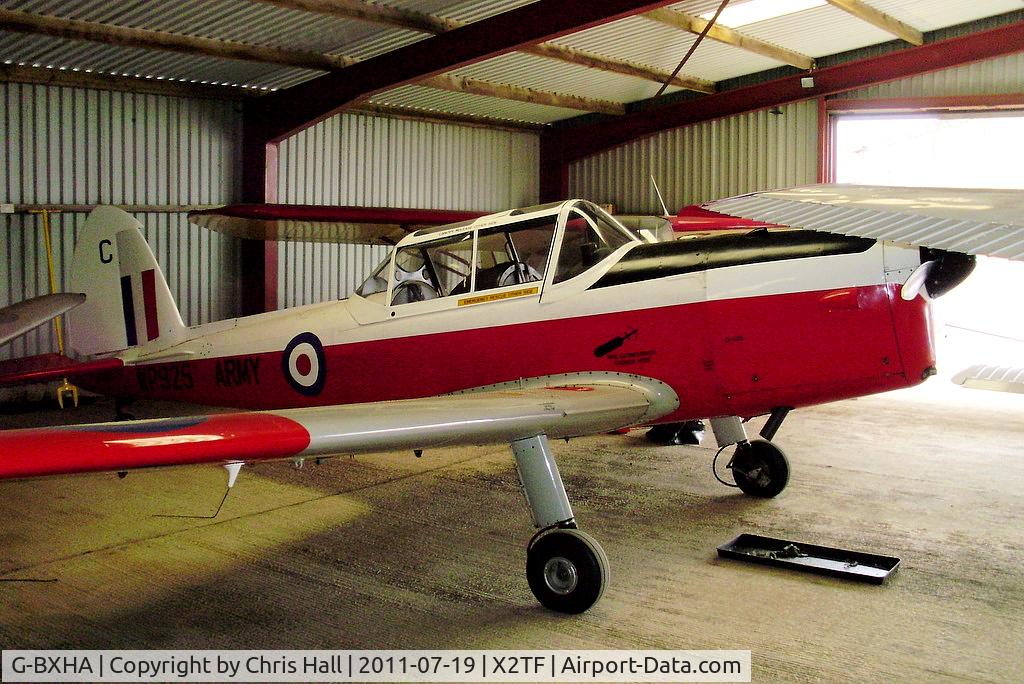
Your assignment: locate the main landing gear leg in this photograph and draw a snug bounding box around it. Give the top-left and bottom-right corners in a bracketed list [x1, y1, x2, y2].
[710, 412, 791, 498]
[512, 434, 609, 614]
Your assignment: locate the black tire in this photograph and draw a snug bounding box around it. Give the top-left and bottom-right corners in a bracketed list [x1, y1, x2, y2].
[526, 529, 609, 614]
[731, 438, 790, 498]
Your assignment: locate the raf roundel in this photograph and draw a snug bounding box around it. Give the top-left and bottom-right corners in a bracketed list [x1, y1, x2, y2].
[282, 332, 326, 396]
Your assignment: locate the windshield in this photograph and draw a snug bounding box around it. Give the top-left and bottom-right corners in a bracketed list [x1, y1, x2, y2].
[356, 202, 624, 304]
[388, 233, 474, 304]
[553, 204, 634, 283]
[356, 253, 392, 298]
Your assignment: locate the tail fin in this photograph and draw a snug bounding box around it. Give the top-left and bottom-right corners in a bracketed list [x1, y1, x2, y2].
[68, 206, 186, 356]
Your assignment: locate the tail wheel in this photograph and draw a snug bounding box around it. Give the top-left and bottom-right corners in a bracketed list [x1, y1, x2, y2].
[526, 528, 609, 614]
[731, 439, 790, 498]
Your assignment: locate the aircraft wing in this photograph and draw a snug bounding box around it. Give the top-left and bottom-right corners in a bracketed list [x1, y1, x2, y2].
[0, 352, 123, 386]
[952, 364, 1024, 394]
[0, 377, 677, 480]
[188, 204, 485, 245]
[0, 292, 85, 347]
[703, 184, 1024, 260]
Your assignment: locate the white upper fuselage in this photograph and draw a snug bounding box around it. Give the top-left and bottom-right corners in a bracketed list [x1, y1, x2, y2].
[121, 199, 917, 367]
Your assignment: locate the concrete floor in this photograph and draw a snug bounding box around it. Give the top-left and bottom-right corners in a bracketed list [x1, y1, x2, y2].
[1, 387, 1022, 682]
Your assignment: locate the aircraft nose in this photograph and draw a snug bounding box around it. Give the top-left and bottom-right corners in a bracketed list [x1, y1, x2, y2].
[919, 249, 976, 299]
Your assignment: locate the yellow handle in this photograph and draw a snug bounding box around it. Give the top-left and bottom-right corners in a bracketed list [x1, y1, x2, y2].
[29, 209, 77, 408]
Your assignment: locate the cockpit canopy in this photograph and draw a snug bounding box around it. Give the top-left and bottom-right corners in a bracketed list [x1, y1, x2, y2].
[356, 199, 637, 305]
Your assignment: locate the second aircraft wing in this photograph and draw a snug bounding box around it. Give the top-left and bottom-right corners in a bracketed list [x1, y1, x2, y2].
[0, 375, 678, 481]
[704, 184, 1024, 261]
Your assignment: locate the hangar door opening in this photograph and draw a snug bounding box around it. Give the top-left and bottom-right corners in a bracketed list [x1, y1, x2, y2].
[833, 111, 1024, 393]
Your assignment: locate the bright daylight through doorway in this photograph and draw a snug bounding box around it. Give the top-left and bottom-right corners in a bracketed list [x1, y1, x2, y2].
[834, 112, 1024, 402]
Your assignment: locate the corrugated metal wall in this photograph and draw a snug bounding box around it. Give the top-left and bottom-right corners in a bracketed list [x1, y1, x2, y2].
[836, 52, 1024, 100]
[569, 101, 819, 214]
[0, 82, 243, 361]
[276, 112, 540, 307]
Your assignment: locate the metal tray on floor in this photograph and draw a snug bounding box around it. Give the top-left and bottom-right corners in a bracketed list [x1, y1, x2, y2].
[717, 533, 900, 584]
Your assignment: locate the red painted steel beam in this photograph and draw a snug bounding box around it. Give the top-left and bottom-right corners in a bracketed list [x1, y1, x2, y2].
[825, 93, 1024, 111]
[553, 20, 1024, 165]
[247, 0, 678, 144]
[240, 125, 279, 315]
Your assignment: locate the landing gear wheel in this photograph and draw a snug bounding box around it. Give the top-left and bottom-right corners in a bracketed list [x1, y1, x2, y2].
[730, 438, 790, 498]
[526, 528, 609, 614]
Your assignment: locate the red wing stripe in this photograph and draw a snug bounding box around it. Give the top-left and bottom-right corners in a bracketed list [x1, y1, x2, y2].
[141, 268, 159, 341]
[0, 355, 124, 387]
[0, 413, 311, 479]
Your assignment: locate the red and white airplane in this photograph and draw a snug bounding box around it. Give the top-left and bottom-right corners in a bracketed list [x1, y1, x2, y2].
[1, 186, 1019, 613]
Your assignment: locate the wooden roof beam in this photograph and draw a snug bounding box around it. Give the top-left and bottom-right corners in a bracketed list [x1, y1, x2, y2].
[0, 63, 254, 100]
[0, 8, 355, 71]
[252, 1, 680, 141]
[522, 43, 714, 93]
[254, 0, 713, 92]
[825, 0, 923, 45]
[250, 0, 460, 34]
[421, 74, 625, 114]
[0, 8, 624, 116]
[643, 8, 815, 70]
[350, 101, 547, 132]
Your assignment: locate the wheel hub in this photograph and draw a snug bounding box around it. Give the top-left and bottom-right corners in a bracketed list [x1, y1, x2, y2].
[742, 461, 771, 486]
[543, 556, 579, 595]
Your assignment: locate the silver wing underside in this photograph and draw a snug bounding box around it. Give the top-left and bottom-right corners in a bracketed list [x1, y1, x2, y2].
[705, 184, 1024, 261]
[952, 364, 1024, 394]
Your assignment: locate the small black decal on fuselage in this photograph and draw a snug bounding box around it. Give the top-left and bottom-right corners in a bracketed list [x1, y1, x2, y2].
[595, 328, 638, 358]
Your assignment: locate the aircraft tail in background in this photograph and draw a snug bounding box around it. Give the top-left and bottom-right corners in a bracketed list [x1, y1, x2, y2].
[68, 206, 186, 356]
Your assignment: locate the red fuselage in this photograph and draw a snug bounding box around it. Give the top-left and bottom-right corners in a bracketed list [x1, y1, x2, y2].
[77, 281, 933, 423]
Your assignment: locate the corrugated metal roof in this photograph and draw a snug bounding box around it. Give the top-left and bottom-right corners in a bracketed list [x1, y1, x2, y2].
[733, 5, 893, 59]
[860, 0, 1023, 32]
[1, 0, 1021, 120]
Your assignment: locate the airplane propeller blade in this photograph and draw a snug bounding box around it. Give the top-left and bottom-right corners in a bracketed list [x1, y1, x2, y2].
[900, 261, 934, 301]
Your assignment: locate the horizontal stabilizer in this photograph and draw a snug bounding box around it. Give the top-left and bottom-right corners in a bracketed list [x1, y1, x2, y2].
[705, 185, 1024, 261]
[0, 293, 85, 347]
[0, 377, 678, 480]
[0, 352, 123, 387]
[188, 204, 485, 245]
[951, 364, 1024, 394]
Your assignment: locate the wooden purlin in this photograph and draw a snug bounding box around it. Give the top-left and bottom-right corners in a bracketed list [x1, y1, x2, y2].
[249, 0, 681, 142]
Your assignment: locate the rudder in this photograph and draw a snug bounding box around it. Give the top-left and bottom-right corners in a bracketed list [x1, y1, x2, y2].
[68, 206, 186, 355]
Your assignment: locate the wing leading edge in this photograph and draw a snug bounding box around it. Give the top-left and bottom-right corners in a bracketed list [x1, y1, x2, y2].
[704, 184, 1024, 261]
[0, 293, 85, 347]
[188, 204, 485, 245]
[0, 375, 679, 480]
